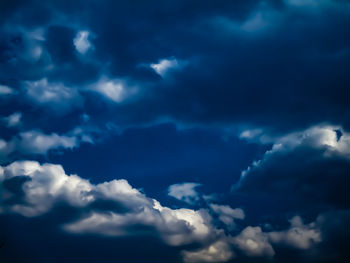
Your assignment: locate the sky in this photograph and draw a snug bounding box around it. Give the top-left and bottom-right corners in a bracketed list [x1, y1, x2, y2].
[1, 0, 350, 262]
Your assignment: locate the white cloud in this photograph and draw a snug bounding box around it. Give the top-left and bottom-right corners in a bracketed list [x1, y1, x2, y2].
[66, 203, 214, 246]
[236, 124, 350, 189]
[0, 161, 216, 247]
[182, 240, 234, 263]
[150, 57, 180, 76]
[16, 130, 78, 154]
[168, 182, 201, 204]
[0, 129, 92, 158]
[231, 216, 321, 258]
[0, 85, 15, 95]
[0, 160, 325, 262]
[24, 78, 82, 113]
[73, 30, 93, 54]
[90, 77, 137, 103]
[232, 226, 275, 257]
[0, 161, 219, 251]
[269, 216, 321, 249]
[3, 112, 22, 127]
[1, 161, 93, 216]
[210, 204, 245, 227]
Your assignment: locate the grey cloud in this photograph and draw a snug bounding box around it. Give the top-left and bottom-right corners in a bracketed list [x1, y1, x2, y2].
[0, 84, 15, 95]
[182, 239, 235, 263]
[232, 226, 275, 257]
[24, 78, 83, 113]
[0, 160, 334, 263]
[210, 204, 245, 228]
[2, 112, 22, 127]
[269, 216, 322, 250]
[168, 182, 202, 205]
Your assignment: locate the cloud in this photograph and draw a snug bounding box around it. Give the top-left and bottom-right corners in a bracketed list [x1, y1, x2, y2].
[24, 78, 83, 113]
[2, 112, 22, 127]
[209, 204, 244, 228]
[1, 1, 350, 262]
[150, 58, 180, 77]
[182, 239, 234, 263]
[232, 226, 275, 257]
[89, 77, 137, 103]
[269, 216, 322, 250]
[168, 182, 201, 205]
[234, 124, 350, 211]
[0, 160, 332, 262]
[73, 30, 93, 54]
[16, 130, 78, 154]
[1, 0, 350, 132]
[0, 161, 216, 247]
[0, 161, 93, 216]
[0, 85, 15, 95]
[0, 129, 94, 159]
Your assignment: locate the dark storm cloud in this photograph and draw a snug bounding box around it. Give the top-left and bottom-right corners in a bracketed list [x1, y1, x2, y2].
[1, 0, 349, 132]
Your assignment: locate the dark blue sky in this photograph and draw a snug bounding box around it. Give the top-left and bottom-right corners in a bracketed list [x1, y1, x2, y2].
[1, 1, 350, 262]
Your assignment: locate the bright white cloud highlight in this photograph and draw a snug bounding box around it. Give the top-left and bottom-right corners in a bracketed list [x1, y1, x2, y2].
[0, 161, 93, 216]
[90, 77, 137, 103]
[150, 57, 180, 76]
[73, 30, 93, 54]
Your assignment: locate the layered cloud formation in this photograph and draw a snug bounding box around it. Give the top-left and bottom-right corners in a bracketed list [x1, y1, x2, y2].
[1, 0, 350, 262]
[0, 160, 325, 262]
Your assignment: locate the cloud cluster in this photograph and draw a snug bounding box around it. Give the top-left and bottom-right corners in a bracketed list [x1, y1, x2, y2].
[235, 125, 350, 211]
[1, 0, 349, 133]
[0, 160, 326, 263]
[1, 0, 350, 262]
[0, 161, 217, 247]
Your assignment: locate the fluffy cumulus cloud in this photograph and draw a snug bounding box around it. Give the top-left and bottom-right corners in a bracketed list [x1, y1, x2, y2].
[0, 160, 325, 262]
[168, 182, 202, 205]
[0, 161, 216, 247]
[0, 161, 93, 216]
